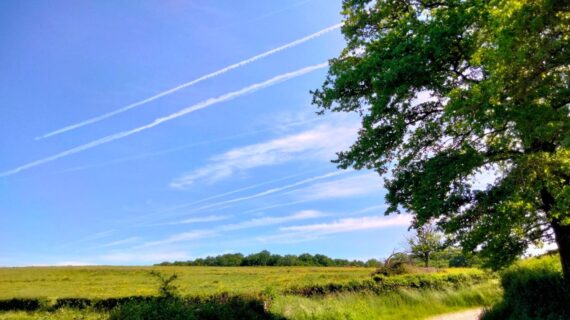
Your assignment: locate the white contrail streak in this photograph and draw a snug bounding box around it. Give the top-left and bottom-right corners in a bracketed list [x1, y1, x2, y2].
[0, 63, 328, 177]
[185, 171, 346, 212]
[35, 24, 342, 140]
[51, 117, 323, 175]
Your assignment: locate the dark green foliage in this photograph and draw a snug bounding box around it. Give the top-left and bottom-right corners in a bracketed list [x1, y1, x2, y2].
[156, 251, 369, 267]
[0, 298, 47, 311]
[52, 297, 92, 310]
[108, 295, 283, 320]
[313, 0, 570, 276]
[482, 256, 570, 320]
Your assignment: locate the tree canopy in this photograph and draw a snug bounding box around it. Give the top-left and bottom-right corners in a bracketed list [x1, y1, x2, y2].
[313, 0, 569, 276]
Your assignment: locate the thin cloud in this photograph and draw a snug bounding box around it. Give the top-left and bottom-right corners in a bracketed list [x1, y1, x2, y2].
[170, 123, 358, 187]
[174, 171, 347, 213]
[179, 215, 229, 224]
[0, 63, 327, 178]
[35, 24, 341, 140]
[54, 118, 324, 175]
[258, 214, 411, 243]
[143, 170, 317, 219]
[281, 214, 411, 233]
[288, 173, 383, 201]
[142, 230, 215, 247]
[219, 210, 325, 231]
[99, 237, 141, 248]
[141, 210, 324, 248]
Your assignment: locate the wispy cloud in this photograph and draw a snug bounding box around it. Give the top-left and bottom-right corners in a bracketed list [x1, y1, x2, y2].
[0, 63, 327, 178]
[258, 214, 411, 243]
[99, 237, 141, 248]
[172, 171, 347, 214]
[219, 210, 325, 231]
[141, 210, 324, 248]
[170, 123, 357, 187]
[54, 118, 324, 175]
[142, 230, 215, 247]
[179, 215, 229, 224]
[289, 173, 383, 201]
[35, 24, 341, 140]
[281, 214, 411, 233]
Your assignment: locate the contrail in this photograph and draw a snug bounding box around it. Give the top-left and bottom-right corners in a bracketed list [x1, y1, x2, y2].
[51, 117, 323, 175]
[182, 171, 346, 213]
[0, 63, 328, 177]
[134, 171, 347, 226]
[35, 24, 342, 140]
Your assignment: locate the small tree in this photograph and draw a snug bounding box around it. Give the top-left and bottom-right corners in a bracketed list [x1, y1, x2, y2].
[149, 271, 179, 298]
[407, 224, 443, 268]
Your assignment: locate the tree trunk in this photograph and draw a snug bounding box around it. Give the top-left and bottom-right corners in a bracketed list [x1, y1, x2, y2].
[551, 219, 570, 280]
[541, 187, 570, 280]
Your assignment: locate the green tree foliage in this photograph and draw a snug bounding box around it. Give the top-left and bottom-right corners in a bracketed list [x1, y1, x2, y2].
[312, 0, 570, 276]
[156, 251, 370, 267]
[407, 223, 443, 267]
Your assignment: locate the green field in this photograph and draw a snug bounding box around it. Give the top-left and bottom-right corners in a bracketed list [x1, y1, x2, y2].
[0, 266, 374, 299]
[0, 266, 502, 319]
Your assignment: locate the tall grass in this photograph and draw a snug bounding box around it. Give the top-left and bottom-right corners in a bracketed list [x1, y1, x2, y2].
[271, 281, 501, 320]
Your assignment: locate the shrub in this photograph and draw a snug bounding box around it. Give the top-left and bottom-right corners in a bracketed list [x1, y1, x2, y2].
[108, 297, 195, 320]
[108, 295, 282, 320]
[52, 297, 92, 310]
[482, 255, 570, 320]
[0, 298, 47, 311]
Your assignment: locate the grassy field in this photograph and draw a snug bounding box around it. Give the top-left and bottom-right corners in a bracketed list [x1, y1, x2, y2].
[0, 266, 501, 319]
[272, 281, 501, 320]
[0, 266, 374, 299]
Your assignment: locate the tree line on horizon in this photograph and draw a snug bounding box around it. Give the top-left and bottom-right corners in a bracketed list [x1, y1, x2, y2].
[156, 250, 380, 267]
[155, 247, 478, 268]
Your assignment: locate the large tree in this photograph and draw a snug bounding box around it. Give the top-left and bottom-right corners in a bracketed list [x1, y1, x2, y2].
[313, 0, 570, 277]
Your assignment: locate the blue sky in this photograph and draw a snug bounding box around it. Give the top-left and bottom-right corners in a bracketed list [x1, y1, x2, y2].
[0, 0, 412, 266]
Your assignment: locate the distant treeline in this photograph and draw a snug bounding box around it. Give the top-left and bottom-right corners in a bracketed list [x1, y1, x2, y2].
[156, 250, 380, 267]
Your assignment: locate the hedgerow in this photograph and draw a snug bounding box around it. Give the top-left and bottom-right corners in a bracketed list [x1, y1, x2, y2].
[286, 269, 494, 296]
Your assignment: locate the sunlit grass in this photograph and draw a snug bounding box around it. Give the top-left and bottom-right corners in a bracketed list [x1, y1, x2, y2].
[0, 308, 108, 320]
[0, 266, 375, 299]
[271, 281, 502, 320]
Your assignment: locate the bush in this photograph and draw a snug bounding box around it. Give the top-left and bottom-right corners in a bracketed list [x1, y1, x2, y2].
[109, 295, 283, 320]
[108, 297, 195, 320]
[52, 297, 92, 310]
[482, 255, 570, 320]
[0, 298, 47, 311]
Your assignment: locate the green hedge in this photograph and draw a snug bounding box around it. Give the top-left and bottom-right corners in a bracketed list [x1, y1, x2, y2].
[109, 295, 282, 320]
[0, 298, 48, 311]
[287, 270, 494, 296]
[0, 294, 280, 319]
[482, 255, 569, 320]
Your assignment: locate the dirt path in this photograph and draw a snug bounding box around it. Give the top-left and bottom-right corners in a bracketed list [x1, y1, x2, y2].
[427, 308, 484, 320]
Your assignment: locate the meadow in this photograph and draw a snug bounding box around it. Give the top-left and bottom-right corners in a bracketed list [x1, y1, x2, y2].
[0, 266, 374, 299]
[0, 266, 502, 319]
